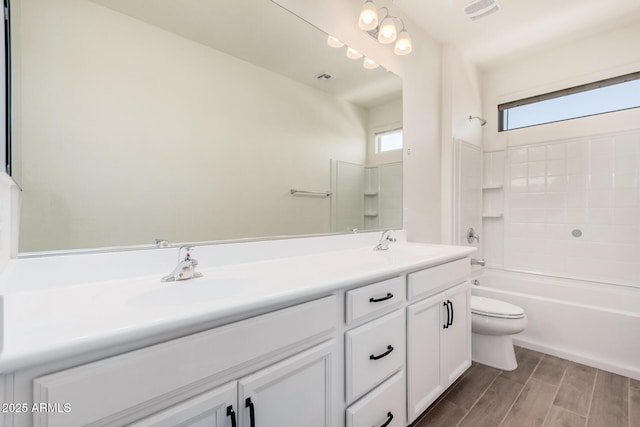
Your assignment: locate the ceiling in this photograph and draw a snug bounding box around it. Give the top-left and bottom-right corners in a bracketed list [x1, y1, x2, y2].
[394, 0, 640, 69]
[89, 0, 402, 108]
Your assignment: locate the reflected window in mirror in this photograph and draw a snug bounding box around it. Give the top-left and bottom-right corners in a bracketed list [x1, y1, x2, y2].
[376, 128, 403, 153]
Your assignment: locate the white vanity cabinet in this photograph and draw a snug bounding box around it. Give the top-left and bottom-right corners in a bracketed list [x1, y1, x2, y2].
[3, 247, 474, 427]
[29, 296, 338, 427]
[406, 277, 471, 424]
[237, 339, 335, 427]
[129, 382, 238, 427]
[130, 340, 336, 427]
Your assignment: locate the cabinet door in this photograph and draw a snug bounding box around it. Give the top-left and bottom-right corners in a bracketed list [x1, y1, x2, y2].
[406, 293, 444, 423]
[238, 340, 335, 427]
[441, 282, 471, 386]
[130, 381, 238, 427]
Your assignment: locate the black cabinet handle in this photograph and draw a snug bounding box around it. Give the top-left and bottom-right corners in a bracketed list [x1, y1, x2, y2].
[245, 398, 255, 427]
[226, 405, 237, 427]
[448, 300, 454, 326]
[443, 301, 450, 329]
[375, 411, 394, 427]
[370, 345, 394, 360]
[369, 293, 394, 303]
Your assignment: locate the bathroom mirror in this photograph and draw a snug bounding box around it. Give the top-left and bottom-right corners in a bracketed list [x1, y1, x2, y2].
[9, 0, 403, 253]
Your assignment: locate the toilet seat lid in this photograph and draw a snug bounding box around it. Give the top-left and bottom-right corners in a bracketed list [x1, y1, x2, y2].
[471, 296, 525, 319]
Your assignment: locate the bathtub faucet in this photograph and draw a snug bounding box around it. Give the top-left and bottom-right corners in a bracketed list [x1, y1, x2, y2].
[471, 258, 486, 267]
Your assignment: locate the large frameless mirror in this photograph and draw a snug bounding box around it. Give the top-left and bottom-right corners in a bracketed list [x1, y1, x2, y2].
[9, 0, 403, 254]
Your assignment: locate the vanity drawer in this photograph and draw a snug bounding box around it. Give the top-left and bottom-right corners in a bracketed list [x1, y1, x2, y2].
[407, 258, 470, 301]
[346, 371, 405, 427]
[32, 295, 337, 427]
[345, 309, 405, 403]
[346, 276, 405, 324]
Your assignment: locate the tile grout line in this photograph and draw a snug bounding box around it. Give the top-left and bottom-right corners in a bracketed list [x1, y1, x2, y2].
[454, 370, 503, 427]
[585, 369, 599, 426]
[413, 364, 476, 426]
[540, 366, 567, 427]
[497, 353, 545, 427]
[413, 365, 475, 425]
[497, 375, 530, 427]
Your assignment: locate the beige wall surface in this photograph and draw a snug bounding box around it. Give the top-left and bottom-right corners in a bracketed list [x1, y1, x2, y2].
[17, 0, 371, 252]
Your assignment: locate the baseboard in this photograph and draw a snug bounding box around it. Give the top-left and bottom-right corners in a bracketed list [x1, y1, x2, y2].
[513, 337, 640, 381]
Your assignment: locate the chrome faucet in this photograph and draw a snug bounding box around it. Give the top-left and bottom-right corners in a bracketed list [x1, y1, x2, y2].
[466, 227, 480, 244]
[161, 245, 203, 282]
[374, 230, 396, 251]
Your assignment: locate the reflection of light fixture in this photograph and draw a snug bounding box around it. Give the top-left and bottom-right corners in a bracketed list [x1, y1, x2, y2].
[357, 1, 412, 56]
[327, 35, 344, 48]
[324, 33, 379, 71]
[346, 47, 363, 59]
[363, 57, 379, 69]
[358, 0, 378, 31]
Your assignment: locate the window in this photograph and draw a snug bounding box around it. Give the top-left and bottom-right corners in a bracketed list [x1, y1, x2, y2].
[376, 128, 403, 153]
[498, 71, 640, 131]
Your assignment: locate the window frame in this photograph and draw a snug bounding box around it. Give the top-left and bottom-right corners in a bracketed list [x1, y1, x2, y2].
[498, 71, 640, 132]
[375, 127, 403, 154]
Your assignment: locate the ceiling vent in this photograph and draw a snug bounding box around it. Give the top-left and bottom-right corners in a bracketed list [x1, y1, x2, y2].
[463, 0, 501, 21]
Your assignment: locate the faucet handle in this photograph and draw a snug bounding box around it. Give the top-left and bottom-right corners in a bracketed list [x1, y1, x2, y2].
[178, 245, 197, 261]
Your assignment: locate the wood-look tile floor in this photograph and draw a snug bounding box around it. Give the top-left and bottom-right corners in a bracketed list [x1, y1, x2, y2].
[412, 347, 640, 427]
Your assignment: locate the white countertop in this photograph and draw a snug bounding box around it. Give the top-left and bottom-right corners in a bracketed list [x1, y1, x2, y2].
[0, 237, 475, 373]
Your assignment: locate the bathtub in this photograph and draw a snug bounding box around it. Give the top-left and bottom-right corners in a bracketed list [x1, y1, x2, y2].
[472, 269, 640, 380]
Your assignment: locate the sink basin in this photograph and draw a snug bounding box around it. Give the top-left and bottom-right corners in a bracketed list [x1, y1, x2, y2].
[375, 244, 447, 258]
[128, 274, 261, 307]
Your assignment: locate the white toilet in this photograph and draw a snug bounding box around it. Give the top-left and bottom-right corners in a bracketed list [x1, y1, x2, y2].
[471, 296, 528, 371]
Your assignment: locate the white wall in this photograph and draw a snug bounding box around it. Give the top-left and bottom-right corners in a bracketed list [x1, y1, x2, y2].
[274, 0, 443, 243]
[17, 0, 369, 252]
[441, 46, 483, 244]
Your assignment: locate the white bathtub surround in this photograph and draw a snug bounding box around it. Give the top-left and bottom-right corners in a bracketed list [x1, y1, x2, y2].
[504, 129, 640, 286]
[472, 268, 640, 380]
[0, 231, 474, 373]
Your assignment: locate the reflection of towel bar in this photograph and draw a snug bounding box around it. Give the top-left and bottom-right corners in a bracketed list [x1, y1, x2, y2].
[290, 189, 332, 197]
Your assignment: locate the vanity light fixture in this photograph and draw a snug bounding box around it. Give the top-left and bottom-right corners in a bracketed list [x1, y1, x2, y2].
[357, 1, 412, 56]
[358, 0, 379, 31]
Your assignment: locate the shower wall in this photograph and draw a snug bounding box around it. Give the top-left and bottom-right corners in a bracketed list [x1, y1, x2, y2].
[490, 130, 640, 287]
[332, 160, 402, 232]
[454, 140, 482, 254]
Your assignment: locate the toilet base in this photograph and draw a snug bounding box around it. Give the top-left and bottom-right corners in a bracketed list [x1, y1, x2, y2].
[472, 333, 518, 371]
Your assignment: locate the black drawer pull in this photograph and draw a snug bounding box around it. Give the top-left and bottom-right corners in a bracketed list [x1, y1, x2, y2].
[443, 301, 450, 329]
[375, 411, 394, 427]
[245, 398, 255, 427]
[448, 300, 454, 326]
[226, 405, 237, 427]
[370, 345, 394, 360]
[369, 293, 394, 303]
